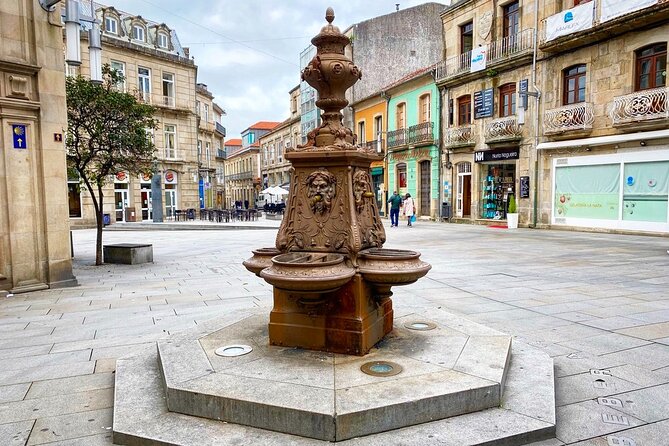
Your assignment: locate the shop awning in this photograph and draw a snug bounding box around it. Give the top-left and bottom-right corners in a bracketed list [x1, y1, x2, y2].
[536, 129, 669, 150]
[371, 167, 384, 175]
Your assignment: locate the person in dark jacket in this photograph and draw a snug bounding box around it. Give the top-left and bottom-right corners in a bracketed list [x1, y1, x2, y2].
[387, 191, 402, 227]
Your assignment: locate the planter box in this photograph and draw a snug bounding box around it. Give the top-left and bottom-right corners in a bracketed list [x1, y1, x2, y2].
[507, 213, 519, 229]
[103, 244, 153, 264]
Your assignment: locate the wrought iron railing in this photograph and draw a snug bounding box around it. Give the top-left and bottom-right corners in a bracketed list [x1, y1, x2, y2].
[364, 139, 385, 153]
[435, 29, 535, 82]
[544, 102, 594, 134]
[484, 116, 523, 142]
[408, 122, 435, 145]
[228, 172, 254, 181]
[444, 127, 475, 146]
[216, 149, 225, 159]
[215, 122, 226, 136]
[160, 95, 175, 107]
[387, 128, 407, 149]
[610, 87, 669, 125]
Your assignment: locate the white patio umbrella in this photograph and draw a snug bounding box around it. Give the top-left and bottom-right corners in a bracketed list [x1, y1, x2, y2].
[260, 186, 274, 194]
[270, 186, 289, 196]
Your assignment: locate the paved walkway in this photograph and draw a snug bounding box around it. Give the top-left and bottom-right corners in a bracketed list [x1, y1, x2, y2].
[1, 222, 668, 445]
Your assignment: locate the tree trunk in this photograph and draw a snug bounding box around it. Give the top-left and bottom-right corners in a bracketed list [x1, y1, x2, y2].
[95, 185, 104, 266]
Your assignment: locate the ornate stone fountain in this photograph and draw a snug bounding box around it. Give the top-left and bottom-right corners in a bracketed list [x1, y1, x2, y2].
[243, 7, 431, 355]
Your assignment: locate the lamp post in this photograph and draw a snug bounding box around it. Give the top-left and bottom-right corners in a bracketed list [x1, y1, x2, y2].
[151, 160, 164, 222]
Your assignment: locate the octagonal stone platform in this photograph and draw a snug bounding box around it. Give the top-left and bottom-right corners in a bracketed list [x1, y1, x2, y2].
[113, 307, 556, 445]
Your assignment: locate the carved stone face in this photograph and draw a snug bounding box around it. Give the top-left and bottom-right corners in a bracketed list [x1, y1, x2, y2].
[307, 170, 336, 215]
[353, 170, 372, 213]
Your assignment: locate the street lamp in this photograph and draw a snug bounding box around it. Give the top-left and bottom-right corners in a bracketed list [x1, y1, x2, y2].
[39, 0, 61, 12]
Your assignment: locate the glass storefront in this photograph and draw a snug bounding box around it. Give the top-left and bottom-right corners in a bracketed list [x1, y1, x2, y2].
[480, 163, 516, 219]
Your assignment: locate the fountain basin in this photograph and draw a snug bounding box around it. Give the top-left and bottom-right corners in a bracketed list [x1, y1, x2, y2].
[260, 252, 355, 293]
[242, 247, 281, 276]
[358, 248, 431, 286]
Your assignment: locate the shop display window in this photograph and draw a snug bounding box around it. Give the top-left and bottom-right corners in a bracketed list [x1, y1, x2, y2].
[480, 164, 515, 219]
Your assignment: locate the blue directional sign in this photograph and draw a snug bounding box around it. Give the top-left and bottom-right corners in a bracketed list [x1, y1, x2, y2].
[12, 124, 27, 149]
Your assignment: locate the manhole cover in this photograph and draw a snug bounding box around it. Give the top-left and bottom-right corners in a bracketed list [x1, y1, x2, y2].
[360, 361, 403, 377]
[404, 321, 437, 331]
[215, 345, 253, 357]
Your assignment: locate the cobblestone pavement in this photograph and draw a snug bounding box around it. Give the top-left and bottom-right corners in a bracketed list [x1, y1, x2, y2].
[1, 221, 668, 445]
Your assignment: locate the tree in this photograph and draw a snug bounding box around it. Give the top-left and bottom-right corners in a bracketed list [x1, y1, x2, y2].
[66, 65, 157, 265]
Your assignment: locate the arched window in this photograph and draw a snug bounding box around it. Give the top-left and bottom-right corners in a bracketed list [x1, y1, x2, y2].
[132, 24, 146, 42]
[563, 64, 586, 105]
[635, 43, 667, 91]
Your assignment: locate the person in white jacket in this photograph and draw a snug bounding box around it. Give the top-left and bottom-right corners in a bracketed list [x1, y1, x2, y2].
[402, 193, 415, 227]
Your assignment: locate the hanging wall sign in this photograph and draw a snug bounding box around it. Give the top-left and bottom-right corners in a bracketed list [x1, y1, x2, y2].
[520, 176, 530, 198]
[164, 170, 178, 184]
[473, 88, 494, 119]
[12, 124, 27, 149]
[470, 45, 487, 73]
[545, 2, 594, 42]
[601, 0, 657, 22]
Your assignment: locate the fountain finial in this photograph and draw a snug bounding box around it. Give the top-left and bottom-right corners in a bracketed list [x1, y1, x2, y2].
[325, 7, 335, 23]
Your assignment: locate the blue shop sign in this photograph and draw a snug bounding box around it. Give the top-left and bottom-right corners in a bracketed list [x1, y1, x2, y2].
[12, 124, 27, 149]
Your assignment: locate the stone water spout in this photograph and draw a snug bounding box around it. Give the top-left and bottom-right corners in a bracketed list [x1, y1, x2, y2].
[244, 7, 431, 355]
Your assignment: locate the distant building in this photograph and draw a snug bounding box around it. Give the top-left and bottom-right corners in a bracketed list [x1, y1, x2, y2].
[195, 83, 225, 209]
[259, 86, 301, 196]
[299, 45, 319, 145]
[225, 121, 279, 208]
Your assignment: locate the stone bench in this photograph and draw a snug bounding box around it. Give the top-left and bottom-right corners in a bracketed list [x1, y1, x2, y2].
[103, 244, 153, 265]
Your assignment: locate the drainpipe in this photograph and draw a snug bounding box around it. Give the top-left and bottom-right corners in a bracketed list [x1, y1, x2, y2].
[437, 85, 447, 220]
[530, 0, 542, 228]
[381, 90, 391, 216]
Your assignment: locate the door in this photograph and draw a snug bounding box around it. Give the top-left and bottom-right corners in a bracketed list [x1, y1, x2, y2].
[141, 189, 152, 221]
[164, 189, 177, 219]
[420, 161, 431, 216]
[115, 190, 129, 222]
[456, 162, 472, 217]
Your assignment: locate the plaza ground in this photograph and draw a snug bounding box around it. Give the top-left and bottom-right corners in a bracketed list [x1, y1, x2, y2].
[1, 220, 669, 445]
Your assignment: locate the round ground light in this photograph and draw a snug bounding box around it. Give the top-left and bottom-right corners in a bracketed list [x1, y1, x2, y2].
[404, 321, 437, 331]
[360, 361, 403, 377]
[214, 345, 253, 357]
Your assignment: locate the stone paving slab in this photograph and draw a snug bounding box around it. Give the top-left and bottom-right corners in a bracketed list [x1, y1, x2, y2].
[0, 420, 34, 445]
[1, 224, 669, 444]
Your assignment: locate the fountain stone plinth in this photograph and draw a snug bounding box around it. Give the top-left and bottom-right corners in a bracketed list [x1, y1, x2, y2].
[244, 8, 430, 355]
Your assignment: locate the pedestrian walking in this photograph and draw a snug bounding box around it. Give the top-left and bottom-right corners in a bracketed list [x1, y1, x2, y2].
[403, 193, 415, 226]
[387, 191, 402, 227]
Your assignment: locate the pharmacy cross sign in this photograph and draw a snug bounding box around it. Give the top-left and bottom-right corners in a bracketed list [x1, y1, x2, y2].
[12, 124, 27, 149]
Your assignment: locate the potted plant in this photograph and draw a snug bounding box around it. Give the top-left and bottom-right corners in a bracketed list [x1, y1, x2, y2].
[507, 194, 519, 229]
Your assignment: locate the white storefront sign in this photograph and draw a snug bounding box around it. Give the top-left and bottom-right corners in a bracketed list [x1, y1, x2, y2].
[601, 0, 658, 22]
[470, 45, 487, 73]
[545, 3, 594, 42]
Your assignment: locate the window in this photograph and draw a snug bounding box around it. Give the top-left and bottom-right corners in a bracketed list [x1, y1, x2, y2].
[563, 64, 587, 105]
[158, 33, 169, 48]
[635, 43, 667, 91]
[419, 94, 431, 123]
[460, 22, 473, 55]
[68, 182, 82, 218]
[358, 121, 366, 143]
[196, 100, 201, 116]
[132, 25, 145, 42]
[162, 72, 174, 106]
[105, 16, 117, 34]
[503, 2, 520, 38]
[206, 142, 211, 163]
[204, 104, 209, 123]
[397, 163, 407, 188]
[110, 60, 125, 91]
[457, 95, 471, 125]
[499, 83, 517, 117]
[164, 124, 176, 159]
[573, 0, 592, 5]
[396, 103, 406, 129]
[374, 115, 383, 139]
[138, 67, 151, 102]
[197, 140, 202, 159]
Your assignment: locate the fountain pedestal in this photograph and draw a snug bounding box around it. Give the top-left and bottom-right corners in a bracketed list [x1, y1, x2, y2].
[268, 274, 393, 355]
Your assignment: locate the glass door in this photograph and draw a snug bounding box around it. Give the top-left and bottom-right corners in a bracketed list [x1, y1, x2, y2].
[164, 187, 177, 219]
[141, 188, 152, 221]
[114, 189, 129, 222]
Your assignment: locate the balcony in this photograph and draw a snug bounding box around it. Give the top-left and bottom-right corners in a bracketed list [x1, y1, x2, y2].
[152, 95, 193, 113]
[215, 122, 226, 137]
[610, 87, 669, 127]
[216, 149, 226, 160]
[435, 29, 535, 86]
[387, 128, 407, 149]
[540, 2, 669, 53]
[484, 116, 523, 144]
[363, 139, 385, 153]
[544, 103, 594, 135]
[387, 122, 435, 150]
[227, 172, 254, 181]
[444, 126, 475, 149]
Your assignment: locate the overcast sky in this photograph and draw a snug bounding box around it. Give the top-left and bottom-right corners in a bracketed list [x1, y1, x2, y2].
[105, 0, 436, 139]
